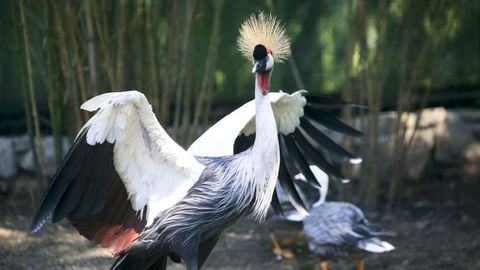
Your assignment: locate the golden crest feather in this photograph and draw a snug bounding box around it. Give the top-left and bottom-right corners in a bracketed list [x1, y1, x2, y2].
[237, 12, 291, 63]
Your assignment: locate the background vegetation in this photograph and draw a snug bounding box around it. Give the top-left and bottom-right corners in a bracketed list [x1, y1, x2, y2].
[1, 0, 479, 213]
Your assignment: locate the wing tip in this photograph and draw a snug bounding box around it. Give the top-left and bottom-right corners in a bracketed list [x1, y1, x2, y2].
[349, 157, 363, 164]
[29, 218, 46, 234]
[361, 239, 395, 253]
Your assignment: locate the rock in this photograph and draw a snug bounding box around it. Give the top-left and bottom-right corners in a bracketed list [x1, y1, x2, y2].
[11, 135, 31, 154]
[434, 109, 480, 177]
[17, 136, 70, 177]
[415, 220, 430, 230]
[0, 137, 17, 178]
[18, 150, 35, 174]
[404, 126, 435, 179]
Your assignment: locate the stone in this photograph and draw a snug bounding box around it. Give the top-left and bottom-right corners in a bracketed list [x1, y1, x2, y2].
[404, 126, 435, 179]
[0, 137, 17, 178]
[17, 136, 70, 177]
[11, 135, 31, 153]
[434, 109, 480, 166]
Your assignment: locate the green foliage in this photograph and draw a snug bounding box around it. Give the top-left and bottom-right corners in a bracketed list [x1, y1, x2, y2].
[0, 0, 479, 136]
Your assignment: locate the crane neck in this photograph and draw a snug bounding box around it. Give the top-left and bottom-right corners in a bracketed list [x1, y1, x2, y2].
[240, 73, 279, 220]
[313, 169, 329, 207]
[252, 73, 277, 153]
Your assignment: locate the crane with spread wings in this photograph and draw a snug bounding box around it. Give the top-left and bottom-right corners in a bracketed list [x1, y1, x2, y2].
[30, 13, 362, 270]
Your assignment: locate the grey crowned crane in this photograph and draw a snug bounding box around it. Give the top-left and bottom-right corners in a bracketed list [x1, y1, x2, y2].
[30, 13, 362, 270]
[304, 201, 395, 270]
[267, 167, 395, 270]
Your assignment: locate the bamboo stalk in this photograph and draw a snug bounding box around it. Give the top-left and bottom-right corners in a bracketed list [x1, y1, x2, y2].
[362, 0, 389, 211]
[173, 0, 196, 139]
[115, 0, 127, 90]
[181, 67, 193, 146]
[267, 0, 305, 90]
[387, 7, 441, 211]
[20, 0, 47, 187]
[160, 0, 177, 125]
[145, 0, 160, 112]
[52, 0, 82, 132]
[188, 0, 223, 144]
[133, 0, 146, 94]
[43, 1, 63, 166]
[340, 0, 355, 201]
[85, 0, 98, 95]
[12, 1, 38, 179]
[67, 1, 88, 122]
[93, 0, 115, 90]
[288, 55, 305, 90]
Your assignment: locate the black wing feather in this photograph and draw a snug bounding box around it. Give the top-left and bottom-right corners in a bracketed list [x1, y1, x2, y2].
[277, 150, 309, 214]
[304, 105, 363, 137]
[30, 128, 114, 233]
[233, 133, 255, 154]
[294, 129, 346, 181]
[281, 134, 320, 188]
[54, 140, 113, 220]
[304, 94, 367, 109]
[299, 117, 359, 161]
[270, 189, 284, 216]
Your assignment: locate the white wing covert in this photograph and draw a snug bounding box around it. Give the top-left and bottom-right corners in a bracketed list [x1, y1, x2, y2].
[31, 91, 205, 250]
[81, 91, 205, 223]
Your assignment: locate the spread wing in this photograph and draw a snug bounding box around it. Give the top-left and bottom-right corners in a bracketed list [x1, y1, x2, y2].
[188, 90, 363, 214]
[30, 91, 204, 255]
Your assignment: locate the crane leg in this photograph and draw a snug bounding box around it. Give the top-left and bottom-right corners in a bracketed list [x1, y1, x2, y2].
[269, 232, 295, 259]
[317, 261, 328, 270]
[281, 231, 304, 245]
[356, 259, 365, 270]
[198, 235, 220, 268]
[173, 235, 200, 270]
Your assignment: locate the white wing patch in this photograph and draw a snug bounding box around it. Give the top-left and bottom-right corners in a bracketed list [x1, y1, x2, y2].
[81, 91, 205, 225]
[242, 91, 306, 136]
[187, 100, 256, 157]
[359, 239, 395, 253]
[188, 90, 307, 157]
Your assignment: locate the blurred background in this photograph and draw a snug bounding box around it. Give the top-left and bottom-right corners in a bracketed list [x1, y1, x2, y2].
[0, 0, 479, 269]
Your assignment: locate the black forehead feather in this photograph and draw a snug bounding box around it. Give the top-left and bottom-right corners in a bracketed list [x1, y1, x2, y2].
[253, 44, 267, 61]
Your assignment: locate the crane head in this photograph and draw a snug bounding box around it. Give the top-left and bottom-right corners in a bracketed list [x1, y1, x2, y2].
[252, 44, 274, 95]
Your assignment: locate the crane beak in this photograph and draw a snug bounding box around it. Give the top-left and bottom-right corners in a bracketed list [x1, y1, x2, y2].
[253, 60, 270, 95]
[252, 60, 266, 73]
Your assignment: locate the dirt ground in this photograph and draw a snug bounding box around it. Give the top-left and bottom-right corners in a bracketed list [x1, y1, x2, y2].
[1, 182, 480, 270]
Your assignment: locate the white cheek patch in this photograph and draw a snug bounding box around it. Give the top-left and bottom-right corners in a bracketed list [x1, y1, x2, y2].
[266, 54, 274, 70]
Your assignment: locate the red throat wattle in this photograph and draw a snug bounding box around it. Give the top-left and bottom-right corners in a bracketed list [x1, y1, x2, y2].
[257, 72, 270, 95]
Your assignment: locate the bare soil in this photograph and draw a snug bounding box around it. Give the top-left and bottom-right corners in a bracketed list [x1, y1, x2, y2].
[1, 181, 479, 270]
